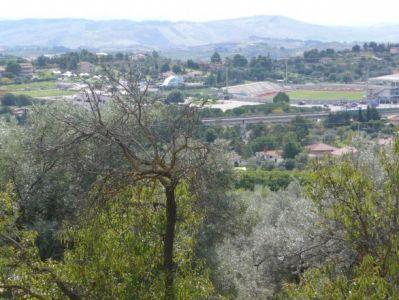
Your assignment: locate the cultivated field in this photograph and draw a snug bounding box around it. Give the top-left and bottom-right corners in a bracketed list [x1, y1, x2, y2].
[0, 81, 75, 98]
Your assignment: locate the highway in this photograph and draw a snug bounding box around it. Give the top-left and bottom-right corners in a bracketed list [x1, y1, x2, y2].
[201, 107, 399, 126]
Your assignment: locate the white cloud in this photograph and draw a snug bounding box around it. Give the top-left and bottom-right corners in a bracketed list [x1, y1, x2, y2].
[2, 0, 399, 26]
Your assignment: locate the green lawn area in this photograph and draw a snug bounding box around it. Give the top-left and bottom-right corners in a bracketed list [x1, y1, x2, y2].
[184, 87, 214, 95]
[287, 90, 364, 102]
[0, 81, 75, 98]
[10, 89, 76, 98]
[2, 81, 59, 91]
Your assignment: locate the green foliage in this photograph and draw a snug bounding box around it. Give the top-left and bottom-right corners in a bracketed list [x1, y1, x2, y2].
[166, 90, 185, 104]
[234, 169, 305, 191]
[289, 116, 312, 141]
[210, 52, 222, 64]
[281, 255, 399, 299]
[366, 105, 380, 121]
[160, 63, 171, 73]
[186, 59, 199, 70]
[273, 92, 290, 104]
[282, 137, 301, 159]
[0, 184, 61, 298]
[204, 127, 218, 143]
[216, 183, 324, 298]
[352, 44, 361, 52]
[248, 136, 277, 154]
[324, 111, 352, 127]
[1, 94, 16, 106]
[281, 141, 399, 298]
[5, 61, 21, 76]
[61, 182, 212, 299]
[0, 107, 107, 259]
[0, 182, 213, 299]
[172, 65, 182, 74]
[1, 93, 33, 106]
[232, 54, 248, 68]
[248, 55, 273, 81]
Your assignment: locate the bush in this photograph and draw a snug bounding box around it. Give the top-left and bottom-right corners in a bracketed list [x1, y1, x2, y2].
[282, 140, 301, 159]
[1, 94, 16, 106]
[165, 90, 185, 104]
[1, 94, 32, 107]
[273, 92, 290, 104]
[15, 95, 32, 106]
[234, 169, 296, 191]
[0, 106, 12, 114]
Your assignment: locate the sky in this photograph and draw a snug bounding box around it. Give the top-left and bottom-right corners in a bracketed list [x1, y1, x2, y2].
[2, 0, 399, 26]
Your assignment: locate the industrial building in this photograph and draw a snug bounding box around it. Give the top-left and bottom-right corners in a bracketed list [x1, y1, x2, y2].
[223, 81, 281, 100]
[368, 74, 399, 104]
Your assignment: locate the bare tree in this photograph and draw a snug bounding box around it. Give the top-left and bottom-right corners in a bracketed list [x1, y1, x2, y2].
[44, 65, 208, 299]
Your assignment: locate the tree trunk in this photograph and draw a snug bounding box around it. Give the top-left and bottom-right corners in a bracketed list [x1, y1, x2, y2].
[164, 184, 177, 300]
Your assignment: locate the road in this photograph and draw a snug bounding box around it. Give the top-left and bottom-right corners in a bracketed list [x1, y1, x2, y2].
[202, 107, 399, 126]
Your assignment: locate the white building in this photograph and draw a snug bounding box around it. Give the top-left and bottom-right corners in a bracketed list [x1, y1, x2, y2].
[255, 150, 283, 163]
[161, 75, 184, 88]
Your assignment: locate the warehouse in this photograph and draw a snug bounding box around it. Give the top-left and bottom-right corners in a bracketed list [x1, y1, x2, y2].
[368, 74, 399, 103]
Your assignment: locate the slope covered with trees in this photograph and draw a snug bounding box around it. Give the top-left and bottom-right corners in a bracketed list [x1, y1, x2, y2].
[1, 62, 399, 299]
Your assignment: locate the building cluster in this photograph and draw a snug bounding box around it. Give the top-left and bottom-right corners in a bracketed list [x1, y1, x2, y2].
[19, 63, 34, 77]
[0, 62, 34, 78]
[304, 143, 357, 158]
[368, 74, 399, 104]
[254, 143, 358, 163]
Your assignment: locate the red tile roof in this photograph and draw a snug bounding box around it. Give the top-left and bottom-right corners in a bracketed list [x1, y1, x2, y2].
[305, 143, 338, 152]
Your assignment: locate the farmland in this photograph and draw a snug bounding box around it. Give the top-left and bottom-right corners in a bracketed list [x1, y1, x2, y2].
[0, 81, 74, 98]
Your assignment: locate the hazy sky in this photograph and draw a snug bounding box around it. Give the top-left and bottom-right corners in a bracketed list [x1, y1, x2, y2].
[2, 0, 398, 26]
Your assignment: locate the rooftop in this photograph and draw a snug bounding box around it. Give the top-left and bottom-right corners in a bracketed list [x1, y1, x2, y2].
[331, 146, 357, 156]
[306, 143, 338, 152]
[225, 81, 281, 98]
[369, 73, 399, 83]
[378, 137, 394, 146]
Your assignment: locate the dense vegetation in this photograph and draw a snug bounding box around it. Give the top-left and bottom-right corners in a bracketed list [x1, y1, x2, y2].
[206, 43, 399, 85]
[0, 62, 399, 299]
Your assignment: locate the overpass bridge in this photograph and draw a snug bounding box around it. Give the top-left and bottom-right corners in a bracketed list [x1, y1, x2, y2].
[201, 107, 399, 126]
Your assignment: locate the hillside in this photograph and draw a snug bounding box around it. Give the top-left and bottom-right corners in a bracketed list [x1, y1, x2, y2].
[0, 16, 399, 50]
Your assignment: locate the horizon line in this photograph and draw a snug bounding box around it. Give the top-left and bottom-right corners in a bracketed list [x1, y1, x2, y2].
[0, 15, 396, 28]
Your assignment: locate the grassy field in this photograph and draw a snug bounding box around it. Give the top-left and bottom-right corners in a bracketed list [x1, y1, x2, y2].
[2, 81, 59, 90]
[287, 90, 364, 102]
[10, 89, 76, 98]
[0, 81, 75, 98]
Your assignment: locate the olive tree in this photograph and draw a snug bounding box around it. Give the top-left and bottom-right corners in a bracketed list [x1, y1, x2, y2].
[282, 140, 399, 299]
[38, 66, 208, 299]
[215, 183, 350, 299]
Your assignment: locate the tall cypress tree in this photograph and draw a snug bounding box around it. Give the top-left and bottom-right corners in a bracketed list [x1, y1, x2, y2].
[358, 108, 365, 122]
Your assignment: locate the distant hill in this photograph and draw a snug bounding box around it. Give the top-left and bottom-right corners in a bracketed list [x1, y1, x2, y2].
[0, 16, 399, 50]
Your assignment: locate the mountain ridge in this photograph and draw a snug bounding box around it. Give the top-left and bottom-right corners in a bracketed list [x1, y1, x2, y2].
[0, 16, 398, 50]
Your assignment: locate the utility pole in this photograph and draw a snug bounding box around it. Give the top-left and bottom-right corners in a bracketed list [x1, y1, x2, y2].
[366, 59, 370, 102]
[226, 63, 229, 88]
[285, 59, 288, 85]
[224, 62, 229, 99]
